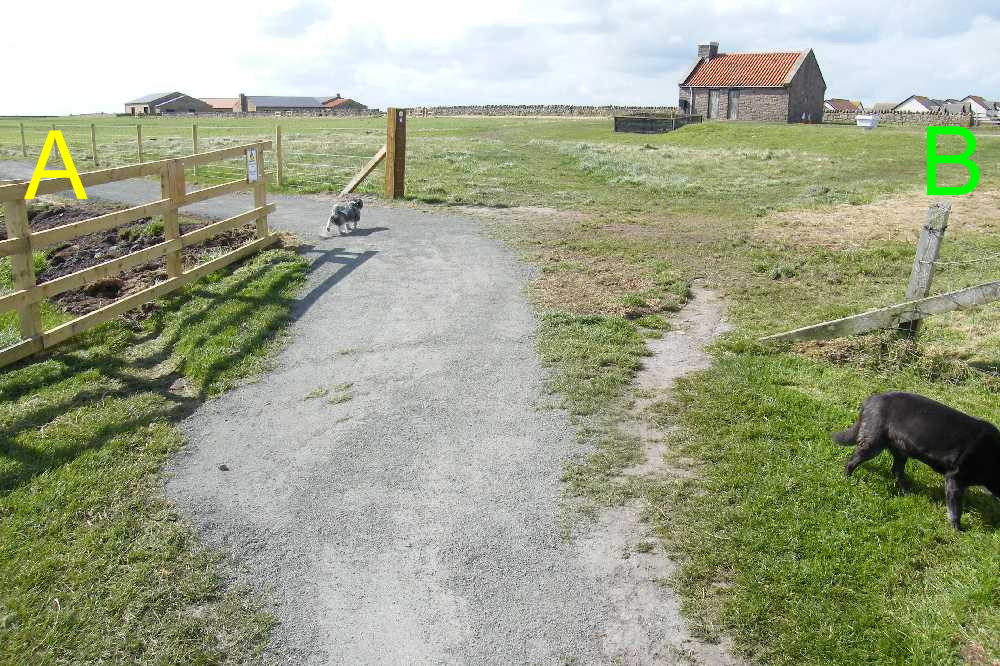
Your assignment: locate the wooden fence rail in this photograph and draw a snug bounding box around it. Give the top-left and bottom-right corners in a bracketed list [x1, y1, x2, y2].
[0, 140, 276, 369]
[761, 202, 999, 343]
[7, 115, 408, 196]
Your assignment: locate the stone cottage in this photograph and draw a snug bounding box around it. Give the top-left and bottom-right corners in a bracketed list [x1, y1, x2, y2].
[678, 42, 826, 122]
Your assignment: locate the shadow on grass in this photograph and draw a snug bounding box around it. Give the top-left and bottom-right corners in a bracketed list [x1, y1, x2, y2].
[0, 243, 376, 496]
[865, 463, 1000, 529]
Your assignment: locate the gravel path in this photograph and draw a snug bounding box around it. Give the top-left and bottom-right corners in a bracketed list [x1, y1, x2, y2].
[0, 162, 736, 664]
[0, 163, 616, 663]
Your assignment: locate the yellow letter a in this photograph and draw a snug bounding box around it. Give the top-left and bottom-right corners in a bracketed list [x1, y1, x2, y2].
[24, 131, 87, 200]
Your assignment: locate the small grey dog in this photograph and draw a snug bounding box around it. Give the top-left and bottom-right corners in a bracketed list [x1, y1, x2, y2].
[324, 198, 363, 236]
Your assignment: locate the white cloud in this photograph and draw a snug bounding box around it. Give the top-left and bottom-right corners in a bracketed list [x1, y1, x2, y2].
[2, 0, 998, 114]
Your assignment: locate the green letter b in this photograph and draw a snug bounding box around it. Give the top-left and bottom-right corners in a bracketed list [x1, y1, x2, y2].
[927, 127, 980, 195]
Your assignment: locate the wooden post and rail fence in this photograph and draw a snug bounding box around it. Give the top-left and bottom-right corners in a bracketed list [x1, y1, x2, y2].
[762, 201, 1000, 343]
[30, 108, 407, 197]
[0, 109, 408, 369]
[0, 141, 277, 369]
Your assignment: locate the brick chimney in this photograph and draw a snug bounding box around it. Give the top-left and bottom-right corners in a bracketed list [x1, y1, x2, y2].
[697, 42, 719, 60]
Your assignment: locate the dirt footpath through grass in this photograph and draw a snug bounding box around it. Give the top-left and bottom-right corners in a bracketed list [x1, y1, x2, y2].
[0, 160, 728, 664]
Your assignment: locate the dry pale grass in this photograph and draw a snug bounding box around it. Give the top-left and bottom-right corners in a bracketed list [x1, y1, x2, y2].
[460, 205, 681, 315]
[528, 251, 654, 316]
[763, 189, 1000, 249]
[452, 204, 588, 225]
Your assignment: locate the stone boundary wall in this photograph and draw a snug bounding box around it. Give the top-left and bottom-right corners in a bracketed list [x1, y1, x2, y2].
[823, 111, 974, 127]
[412, 105, 679, 117]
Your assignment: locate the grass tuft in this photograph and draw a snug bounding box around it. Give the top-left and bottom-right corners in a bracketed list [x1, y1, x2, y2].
[537, 312, 648, 416]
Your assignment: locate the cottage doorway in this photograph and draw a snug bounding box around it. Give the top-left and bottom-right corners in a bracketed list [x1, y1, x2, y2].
[708, 90, 721, 119]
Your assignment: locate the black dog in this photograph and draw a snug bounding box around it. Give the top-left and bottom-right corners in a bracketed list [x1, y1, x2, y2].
[833, 392, 1000, 530]
[324, 197, 363, 236]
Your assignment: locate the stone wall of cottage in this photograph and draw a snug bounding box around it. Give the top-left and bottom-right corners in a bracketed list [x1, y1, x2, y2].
[411, 104, 677, 117]
[680, 87, 791, 122]
[737, 89, 790, 121]
[786, 51, 826, 123]
[822, 111, 975, 127]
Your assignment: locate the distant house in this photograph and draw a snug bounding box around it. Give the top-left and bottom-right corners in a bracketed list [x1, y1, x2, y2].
[893, 95, 945, 113]
[200, 97, 239, 112]
[824, 98, 863, 112]
[962, 95, 999, 117]
[678, 42, 826, 122]
[871, 102, 896, 113]
[125, 92, 211, 115]
[320, 94, 368, 113]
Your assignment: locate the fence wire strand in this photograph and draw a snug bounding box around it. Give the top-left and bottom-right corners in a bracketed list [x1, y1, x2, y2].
[2, 121, 380, 189]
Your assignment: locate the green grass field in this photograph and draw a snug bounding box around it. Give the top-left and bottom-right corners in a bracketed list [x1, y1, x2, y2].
[0, 249, 307, 663]
[2, 116, 999, 664]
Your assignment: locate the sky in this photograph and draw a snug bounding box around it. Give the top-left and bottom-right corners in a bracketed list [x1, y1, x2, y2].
[3, 0, 1000, 115]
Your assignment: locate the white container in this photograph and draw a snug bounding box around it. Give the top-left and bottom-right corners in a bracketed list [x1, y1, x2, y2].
[856, 114, 879, 131]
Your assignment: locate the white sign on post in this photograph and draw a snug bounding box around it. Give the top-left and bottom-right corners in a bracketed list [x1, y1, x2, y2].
[246, 147, 259, 183]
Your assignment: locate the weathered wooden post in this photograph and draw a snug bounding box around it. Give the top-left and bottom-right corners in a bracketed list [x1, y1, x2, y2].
[161, 161, 184, 278]
[90, 123, 98, 166]
[3, 200, 42, 347]
[275, 125, 284, 188]
[192, 124, 199, 178]
[137, 124, 144, 164]
[249, 144, 268, 239]
[899, 201, 951, 335]
[19, 123, 27, 157]
[385, 107, 406, 199]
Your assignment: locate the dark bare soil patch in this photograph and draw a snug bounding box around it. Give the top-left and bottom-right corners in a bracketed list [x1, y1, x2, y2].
[1, 200, 256, 317]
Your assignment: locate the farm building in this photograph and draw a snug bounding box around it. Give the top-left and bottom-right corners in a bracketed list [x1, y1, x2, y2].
[321, 94, 369, 113]
[124, 92, 211, 115]
[200, 97, 239, 112]
[824, 98, 864, 112]
[678, 42, 826, 123]
[237, 94, 326, 113]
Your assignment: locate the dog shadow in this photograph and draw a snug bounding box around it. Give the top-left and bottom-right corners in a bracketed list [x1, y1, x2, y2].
[293, 243, 377, 316]
[319, 226, 389, 239]
[869, 465, 1000, 529]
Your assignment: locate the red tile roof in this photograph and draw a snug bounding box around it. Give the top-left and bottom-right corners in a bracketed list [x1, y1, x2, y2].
[683, 51, 804, 88]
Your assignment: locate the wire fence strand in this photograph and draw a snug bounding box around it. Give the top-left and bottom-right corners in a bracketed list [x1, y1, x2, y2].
[0, 121, 384, 191]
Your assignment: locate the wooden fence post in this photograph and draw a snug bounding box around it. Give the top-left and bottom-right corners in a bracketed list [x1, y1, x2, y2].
[899, 201, 950, 335]
[275, 125, 284, 188]
[161, 161, 184, 277]
[251, 145, 268, 238]
[192, 124, 199, 178]
[3, 200, 43, 346]
[90, 123, 98, 166]
[137, 124, 144, 164]
[19, 123, 27, 157]
[385, 107, 406, 199]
